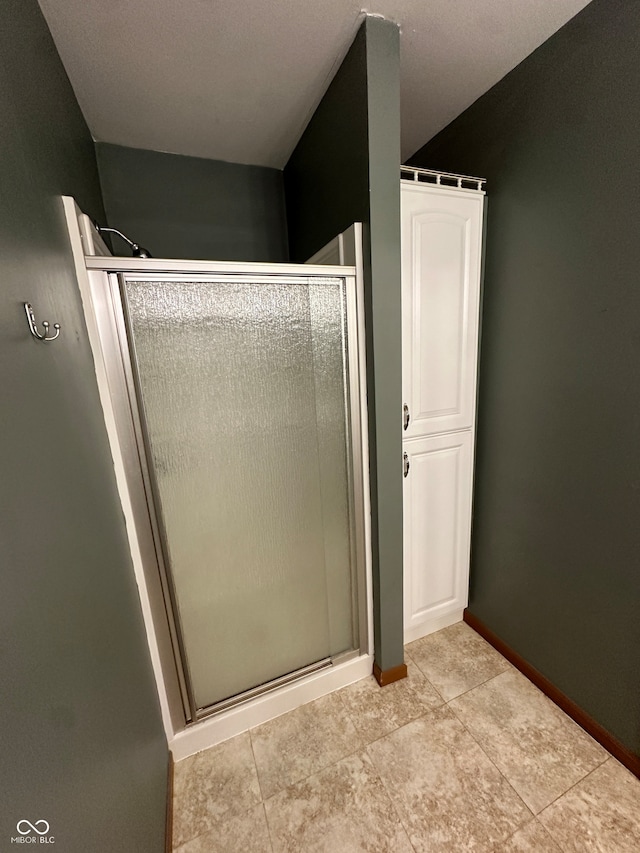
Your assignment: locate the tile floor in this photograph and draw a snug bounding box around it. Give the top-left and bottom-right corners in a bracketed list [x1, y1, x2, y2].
[172, 622, 640, 852]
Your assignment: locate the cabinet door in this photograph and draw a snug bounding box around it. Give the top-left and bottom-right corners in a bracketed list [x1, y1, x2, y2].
[403, 431, 473, 643]
[401, 184, 483, 438]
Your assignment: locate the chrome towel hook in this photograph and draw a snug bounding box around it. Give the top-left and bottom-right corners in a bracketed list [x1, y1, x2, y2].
[24, 302, 61, 342]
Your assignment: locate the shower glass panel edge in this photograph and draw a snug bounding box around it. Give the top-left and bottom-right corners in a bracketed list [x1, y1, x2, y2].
[96, 265, 367, 723]
[110, 272, 198, 721]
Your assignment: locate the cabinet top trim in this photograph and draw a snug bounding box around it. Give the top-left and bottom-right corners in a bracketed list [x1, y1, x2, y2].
[401, 166, 486, 193]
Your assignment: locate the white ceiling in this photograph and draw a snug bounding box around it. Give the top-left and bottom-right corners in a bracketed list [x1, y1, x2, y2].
[38, 0, 591, 170]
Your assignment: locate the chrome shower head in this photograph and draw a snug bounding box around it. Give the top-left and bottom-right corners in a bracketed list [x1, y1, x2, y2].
[93, 223, 152, 258]
[131, 243, 152, 259]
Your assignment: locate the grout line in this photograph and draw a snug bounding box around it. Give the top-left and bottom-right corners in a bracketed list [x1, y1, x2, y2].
[404, 630, 512, 704]
[247, 728, 265, 802]
[260, 801, 275, 853]
[364, 708, 443, 747]
[496, 818, 562, 851]
[495, 822, 533, 851]
[362, 742, 419, 853]
[443, 666, 510, 703]
[257, 717, 422, 852]
[252, 693, 375, 802]
[444, 701, 536, 836]
[256, 699, 443, 806]
[256, 737, 420, 852]
[260, 739, 369, 803]
[445, 681, 612, 824]
[175, 624, 628, 852]
[403, 653, 448, 703]
[534, 758, 613, 852]
[406, 649, 509, 704]
[538, 755, 611, 815]
[333, 681, 386, 744]
[359, 708, 438, 750]
[532, 817, 565, 850]
[170, 825, 202, 852]
[337, 669, 445, 746]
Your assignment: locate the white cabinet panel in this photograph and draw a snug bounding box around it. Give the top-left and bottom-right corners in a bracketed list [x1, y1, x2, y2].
[401, 184, 483, 437]
[403, 431, 473, 643]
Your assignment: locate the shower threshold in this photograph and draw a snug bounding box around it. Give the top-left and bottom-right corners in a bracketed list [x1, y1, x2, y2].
[193, 649, 362, 721]
[193, 657, 333, 721]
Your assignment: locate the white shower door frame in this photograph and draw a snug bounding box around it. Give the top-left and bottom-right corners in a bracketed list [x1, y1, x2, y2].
[76, 251, 373, 758]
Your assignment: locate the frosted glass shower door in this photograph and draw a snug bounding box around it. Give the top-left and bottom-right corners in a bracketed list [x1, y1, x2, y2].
[121, 274, 358, 714]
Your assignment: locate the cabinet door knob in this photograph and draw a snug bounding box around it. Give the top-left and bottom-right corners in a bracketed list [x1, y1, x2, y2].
[403, 403, 410, 431]
[403, 452, 410, 478]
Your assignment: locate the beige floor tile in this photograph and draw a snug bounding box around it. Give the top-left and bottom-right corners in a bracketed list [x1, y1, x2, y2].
[539, 758, 640, 852]
[338, 656, 443, 742]
[449, 668, 606, 813]
[250, 692, 363, 799]
[405, 651, 447, 706]
[172, 624, 634, 853]
[494, 819, 562, 852]
[173, 803, 272, 852]
[264, 751, 413, 853]
[367, 705, 531, 852]
[172, 733, 262, 848]
[407, 621, 510, 701]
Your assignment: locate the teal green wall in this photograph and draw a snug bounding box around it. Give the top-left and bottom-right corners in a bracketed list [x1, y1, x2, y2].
[410, 0, 640, 756]
[285, 17, 404, 672]
[96, 142, 289, 261]
[0, 2, 168, 848]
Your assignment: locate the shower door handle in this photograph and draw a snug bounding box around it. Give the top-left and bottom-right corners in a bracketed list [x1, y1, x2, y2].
[403, 403, 410, 431]
[403, 452, 410, 478]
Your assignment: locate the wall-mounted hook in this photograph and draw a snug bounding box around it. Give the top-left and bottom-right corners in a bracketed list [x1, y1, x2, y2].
[24, 302, 61, 342]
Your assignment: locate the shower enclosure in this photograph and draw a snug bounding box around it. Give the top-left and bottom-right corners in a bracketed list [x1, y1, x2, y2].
[80, 252, 368, 726]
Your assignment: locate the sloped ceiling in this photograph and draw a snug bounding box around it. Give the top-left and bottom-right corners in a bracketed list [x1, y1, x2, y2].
[38, 0, 591, 169]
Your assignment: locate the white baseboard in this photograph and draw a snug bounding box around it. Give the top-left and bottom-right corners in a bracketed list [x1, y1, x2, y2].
[403, 609, 464, 645]
[170, 653, 373, 762]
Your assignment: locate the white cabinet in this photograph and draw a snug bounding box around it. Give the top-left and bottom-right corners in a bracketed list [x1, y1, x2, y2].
[401, 180, 484, 642]
[403, 432, 473, 643]
[402, 184, 483, 438]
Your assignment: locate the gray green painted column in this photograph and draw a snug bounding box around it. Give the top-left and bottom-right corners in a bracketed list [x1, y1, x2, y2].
[285, 16, 404, 673]
[363, 17, 404, 672]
